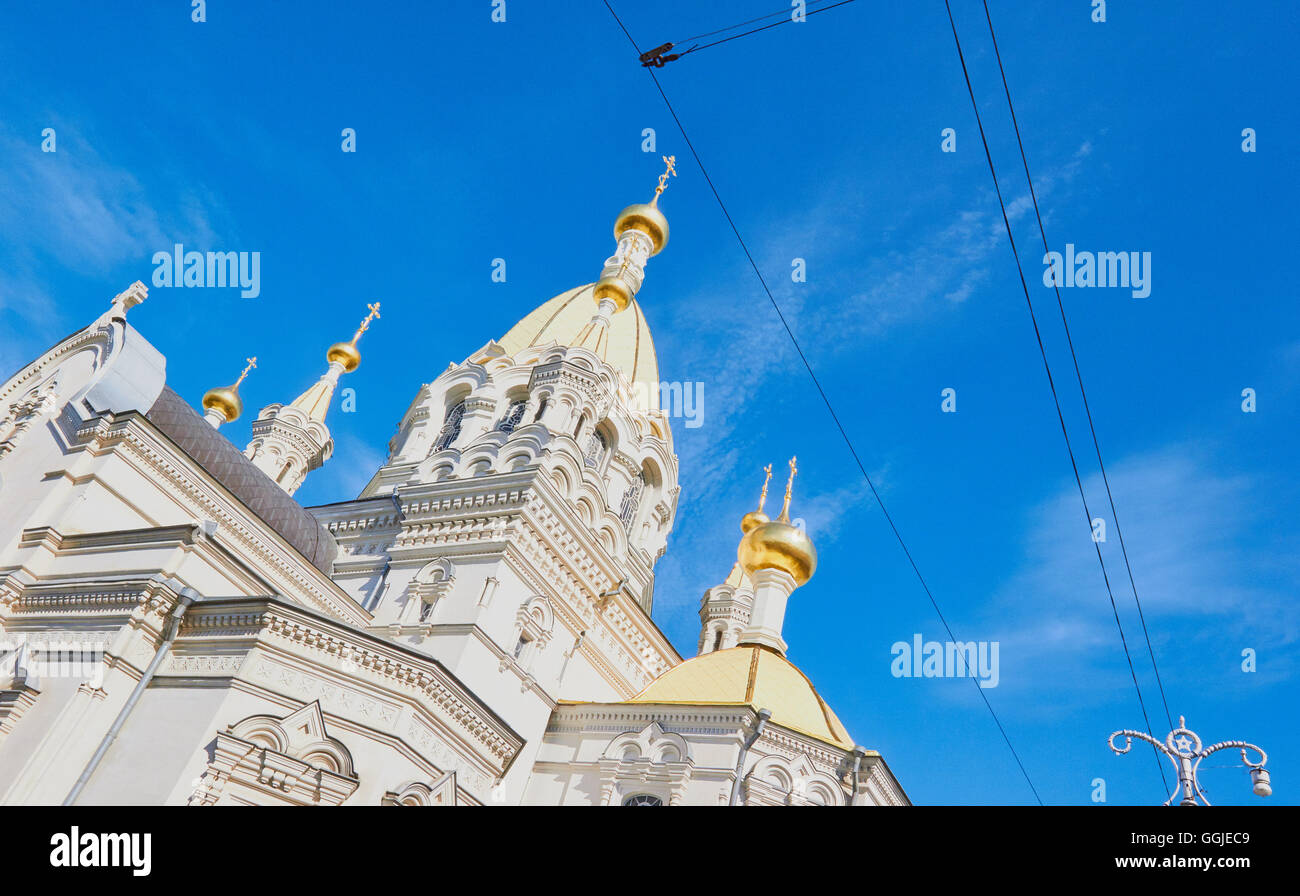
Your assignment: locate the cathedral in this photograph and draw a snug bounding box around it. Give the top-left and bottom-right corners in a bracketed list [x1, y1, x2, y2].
[0, 163, 908, 806]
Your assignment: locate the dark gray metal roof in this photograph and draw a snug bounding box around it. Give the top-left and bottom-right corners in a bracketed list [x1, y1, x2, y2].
[145, 386, 338, 574]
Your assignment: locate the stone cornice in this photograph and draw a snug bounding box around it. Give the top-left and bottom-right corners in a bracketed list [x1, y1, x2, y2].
[528, 361, 613, 418]
[180, 596, 524, 776]
[55, 411, 366, 626]
[548, 703, 757, 740]
[860, 755, 910, 807]
[0, 324, 111, 411]
[0, 571, 179, 629]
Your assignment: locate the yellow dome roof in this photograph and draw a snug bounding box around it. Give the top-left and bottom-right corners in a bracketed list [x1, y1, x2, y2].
[498, 284, 661, 411]
[626, 645, 854, 749]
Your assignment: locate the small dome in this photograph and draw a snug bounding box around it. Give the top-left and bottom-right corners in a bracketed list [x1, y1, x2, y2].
[592, 275, 633, 312]
[627, 645, 854, 748]
[327, 341, 361, 372]
[201, 385, 242, 423]
[614, 202, 668, 255]
[738, 519, 817, 585]
[740, 510, 770, 534]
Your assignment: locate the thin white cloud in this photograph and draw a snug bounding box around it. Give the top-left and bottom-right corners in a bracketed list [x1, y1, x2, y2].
[0, 121, 221, 361]
[654, 140, 1094, 635]
[976, 445, 1300, 714]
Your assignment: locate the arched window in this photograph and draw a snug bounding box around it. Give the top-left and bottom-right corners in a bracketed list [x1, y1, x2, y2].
[713, 629, 724, 652]
[276, 459, 296, 485]
[622, 794, 663, 806]
[619, 471, 644, 534]
[514, 632, 533, 659]
[534, 397, 548, 422]
[498, 399, 527, 433]
[583, 429, 608, 468]
[433, 401, 466, 451]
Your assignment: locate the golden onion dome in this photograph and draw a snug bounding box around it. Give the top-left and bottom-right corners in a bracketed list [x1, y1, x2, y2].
[738, 457, 815, 584]
[738, 518, 817, 586]
[614, 202, 669, 256]
[626, 645, 854, 749]
[201, 384, 243, 423]
[326, 341, 361, 372]
[592, 275, 633, 312]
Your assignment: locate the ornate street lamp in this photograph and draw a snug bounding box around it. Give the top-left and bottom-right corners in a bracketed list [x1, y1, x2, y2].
[1108, 716, 1270, 806]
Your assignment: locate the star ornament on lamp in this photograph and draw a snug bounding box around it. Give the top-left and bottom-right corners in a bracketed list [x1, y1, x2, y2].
[1108, 715, 1271, 805]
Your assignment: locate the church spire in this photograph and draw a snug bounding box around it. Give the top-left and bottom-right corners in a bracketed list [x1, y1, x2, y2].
[288, 302, 380, 423]
[201, 356, 256, 428]
[740, 463, 773, 534]
[575, 156, 676, 352]
[245, 303, 380, 495]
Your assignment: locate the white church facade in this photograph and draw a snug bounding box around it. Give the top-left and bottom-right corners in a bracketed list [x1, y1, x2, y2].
[0, 165, 908, 806]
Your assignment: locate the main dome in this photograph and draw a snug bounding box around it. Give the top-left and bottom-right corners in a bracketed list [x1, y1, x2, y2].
[498, 284, 661, 410]
[626, 645, 854, 748]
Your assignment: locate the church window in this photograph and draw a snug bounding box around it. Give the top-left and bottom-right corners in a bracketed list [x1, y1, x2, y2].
[514, 632, 533, 660]
[619, 472, 644, 533]
[534, 397, 547, 422]
[622, 794, 663, 806]
[584, 429, 608, 468]
[433, 401, 466, 450]
[276, 460, 295, 485]
[712, 629, 724, 652]
[498, 399, 527, 433]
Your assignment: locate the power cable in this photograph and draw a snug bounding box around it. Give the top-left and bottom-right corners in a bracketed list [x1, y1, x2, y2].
[641, 0, 863, 66]
[979, 0, 1174, 733]
[604, 0, 1045, 805]
[670, 0, 842, 46]
[942, 0, 1171, 794]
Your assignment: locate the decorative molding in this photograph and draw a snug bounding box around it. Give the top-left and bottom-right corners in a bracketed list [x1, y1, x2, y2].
[381, 771, 457, 806]
[50, 414, 365, 625]
[191, 702, 359, 806]
[183, 597, 522, 774]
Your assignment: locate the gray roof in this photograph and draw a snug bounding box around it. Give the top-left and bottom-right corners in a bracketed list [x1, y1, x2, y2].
[145, 386, 338, 574]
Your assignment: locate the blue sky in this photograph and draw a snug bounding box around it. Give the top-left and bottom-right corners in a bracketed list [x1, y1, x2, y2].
[2, 1, 1296, 805]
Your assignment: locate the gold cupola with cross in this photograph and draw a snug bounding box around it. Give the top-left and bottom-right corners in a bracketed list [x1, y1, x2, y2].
[201, 356, 257, 428]
[497, 157, 676, 411]
[244, 303, 380, 495]
[618, 459, 851, 749]
[738, 457, 817, 586]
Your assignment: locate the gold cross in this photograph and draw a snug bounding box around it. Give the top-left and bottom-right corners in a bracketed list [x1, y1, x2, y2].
[652, 154, 677, 203]
[756, 463, 773, 513]
[234, 356, 257, 387]
[352, 302, 382, 344]
[778, 456, 798, 522]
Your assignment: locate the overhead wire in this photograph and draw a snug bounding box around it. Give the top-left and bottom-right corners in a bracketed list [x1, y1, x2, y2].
[603, 0, 1045, 805]
[941, 0, 1171, 794]
[978, 0, 1175, 734]
[647, 0, 863, 64]
[669, 0, 843, 46]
